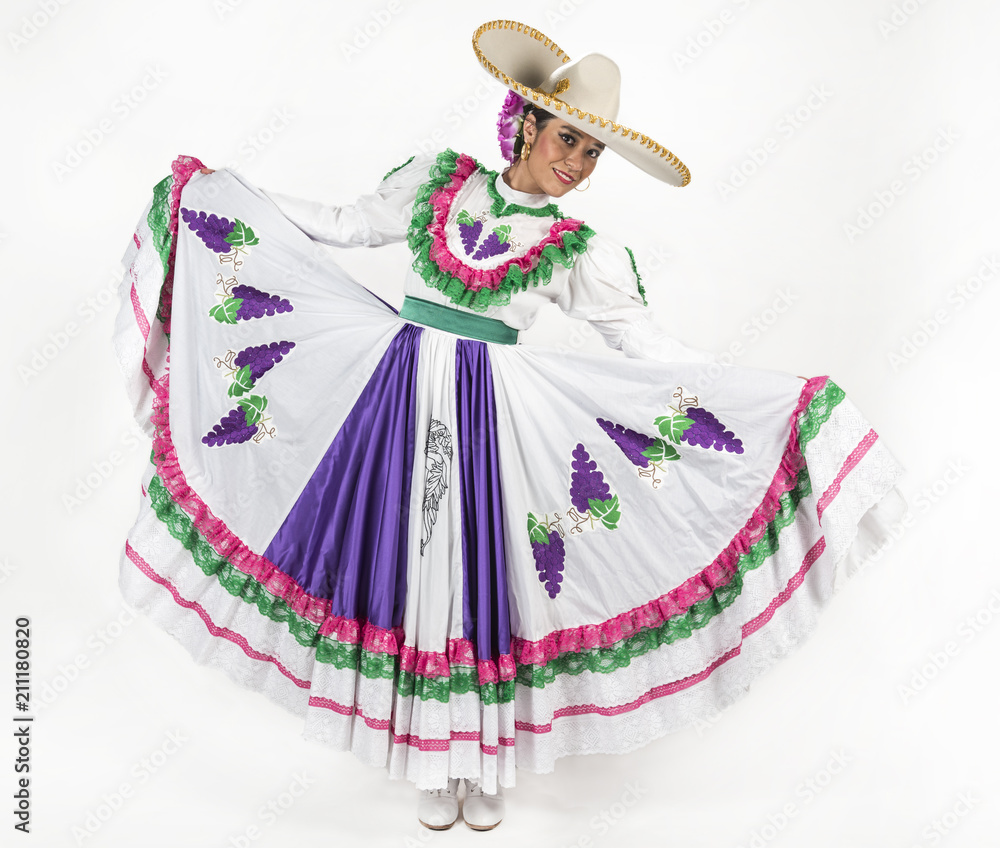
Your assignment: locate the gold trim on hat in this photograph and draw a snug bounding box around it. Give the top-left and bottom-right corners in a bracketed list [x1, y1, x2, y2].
[472, 19, 691, 186]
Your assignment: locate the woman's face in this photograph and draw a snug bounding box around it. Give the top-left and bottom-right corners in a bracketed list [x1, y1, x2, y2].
[514, 114, 605, 196]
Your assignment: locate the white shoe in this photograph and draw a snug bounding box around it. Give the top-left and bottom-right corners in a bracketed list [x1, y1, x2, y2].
[462, 778, 504, 831]
[417, 778, 460, 830]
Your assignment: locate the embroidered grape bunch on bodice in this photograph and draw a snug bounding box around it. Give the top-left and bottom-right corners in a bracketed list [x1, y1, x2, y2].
[456, 209, 517, 261]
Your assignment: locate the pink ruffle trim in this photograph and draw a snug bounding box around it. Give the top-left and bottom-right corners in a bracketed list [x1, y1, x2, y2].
[158, 155, 204, 335]
[509, 376, 828, 666]
[425, 153, 585, 292]
[140, 154, 826, 686]
[145, 157, 518, 685]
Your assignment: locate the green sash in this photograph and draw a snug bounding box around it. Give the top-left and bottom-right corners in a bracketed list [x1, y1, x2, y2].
[398, 296, 518, 345]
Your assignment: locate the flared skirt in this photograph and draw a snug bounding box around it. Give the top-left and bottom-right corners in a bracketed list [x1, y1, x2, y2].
[114, 158, 905, 792]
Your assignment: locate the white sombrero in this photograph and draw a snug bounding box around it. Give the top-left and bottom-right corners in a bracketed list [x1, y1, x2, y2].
[472, 19, 691, 187]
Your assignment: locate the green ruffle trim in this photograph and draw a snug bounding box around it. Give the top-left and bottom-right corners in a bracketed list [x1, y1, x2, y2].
[399, 666, 514, 706]
[624, 246, 647, 307]
[381, 155, 415, 183]
[799, 378, 845, 448]
[145, 473, 515, 704]
[143, 379, 844, 703]
[148, 175, 173, 326]
[406, 149, 597, 313]
[516, 465, 812, 688]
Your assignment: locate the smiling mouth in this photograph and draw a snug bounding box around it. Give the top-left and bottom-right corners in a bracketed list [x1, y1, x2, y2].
[552, 168, 576, 185]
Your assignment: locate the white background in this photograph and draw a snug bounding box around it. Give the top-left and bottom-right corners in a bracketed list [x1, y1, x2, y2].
[2, 0, 998, 846]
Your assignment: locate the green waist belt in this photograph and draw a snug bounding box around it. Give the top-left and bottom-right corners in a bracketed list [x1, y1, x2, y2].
[398, 296, 518, 345]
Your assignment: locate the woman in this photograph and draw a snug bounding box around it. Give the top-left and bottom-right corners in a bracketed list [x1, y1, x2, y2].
[114, 19, 905, 834]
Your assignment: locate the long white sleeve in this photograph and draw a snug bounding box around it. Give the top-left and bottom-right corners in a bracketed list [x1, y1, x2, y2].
[558, 234, 719, 364]
[259, 152, 437, 248]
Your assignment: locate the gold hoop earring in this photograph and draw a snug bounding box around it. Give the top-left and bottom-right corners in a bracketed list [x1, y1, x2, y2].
[520, 141, 531, 161]
[574, 176, 591, 192]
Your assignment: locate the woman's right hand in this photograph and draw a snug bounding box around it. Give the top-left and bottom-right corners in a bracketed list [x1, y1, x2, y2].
[200, 167, 215, 174]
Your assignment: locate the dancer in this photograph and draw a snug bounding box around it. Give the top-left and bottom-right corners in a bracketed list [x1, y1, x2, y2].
[114, 19, 905, 833]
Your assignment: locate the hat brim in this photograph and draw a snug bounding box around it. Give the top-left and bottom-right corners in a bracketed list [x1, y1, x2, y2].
[472, 19, 691, 187]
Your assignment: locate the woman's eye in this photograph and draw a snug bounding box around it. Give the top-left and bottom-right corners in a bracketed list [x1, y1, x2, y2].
[560, 134, 575, 145]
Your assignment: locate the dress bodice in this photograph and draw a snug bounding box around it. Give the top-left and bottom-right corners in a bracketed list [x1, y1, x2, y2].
[261, 149, 717, 364]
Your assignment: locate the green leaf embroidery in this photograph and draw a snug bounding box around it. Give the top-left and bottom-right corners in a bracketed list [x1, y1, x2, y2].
[655, 413, 694, 444]
[225, 219, 260, 249]
[526, 512, 549, 546]
[492, 224, 511, 244]
[457, 209, 475, 227]
[641, 437, 680, 463]
[209, 297, 242, 324]
[239, 394, 268, 426]
[588, 495, 621, 531]
[228, 365, 254, 398]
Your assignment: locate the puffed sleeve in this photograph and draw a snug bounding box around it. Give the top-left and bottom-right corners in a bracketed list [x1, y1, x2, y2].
[259, 152, 438, 248]
[558, 233, 720, 364]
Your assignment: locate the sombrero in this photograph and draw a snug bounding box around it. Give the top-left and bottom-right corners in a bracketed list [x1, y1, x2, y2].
[472, 19, 691, 187]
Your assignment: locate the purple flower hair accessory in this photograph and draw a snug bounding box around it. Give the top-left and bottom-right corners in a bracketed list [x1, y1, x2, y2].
[497, 90, 526, 163]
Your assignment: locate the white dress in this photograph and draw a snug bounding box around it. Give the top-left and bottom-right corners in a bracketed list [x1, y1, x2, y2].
[114, 151, 905, 793]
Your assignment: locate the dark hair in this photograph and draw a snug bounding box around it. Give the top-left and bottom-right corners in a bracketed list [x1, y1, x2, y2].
[512, 104, 555, 159]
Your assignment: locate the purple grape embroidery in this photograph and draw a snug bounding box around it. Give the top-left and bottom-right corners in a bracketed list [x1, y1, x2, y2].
[181, 208, 260, 253]
[227, 341, 296, 397]
[569, 444, 610, 513]
[202, 405, 257, 447]
[234, 341, 295, 381]
[681, 407, 745, 454]
[232, 285, 293, 319]
[202, 395, 269, 447]
[210, 285, 295, 324]
[597, 418, 656, 468]
[181, 207, 234, 252]
[472, 226, 512, 261]
[531, 530, 566, 599]
[457, 210, 483, 256]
